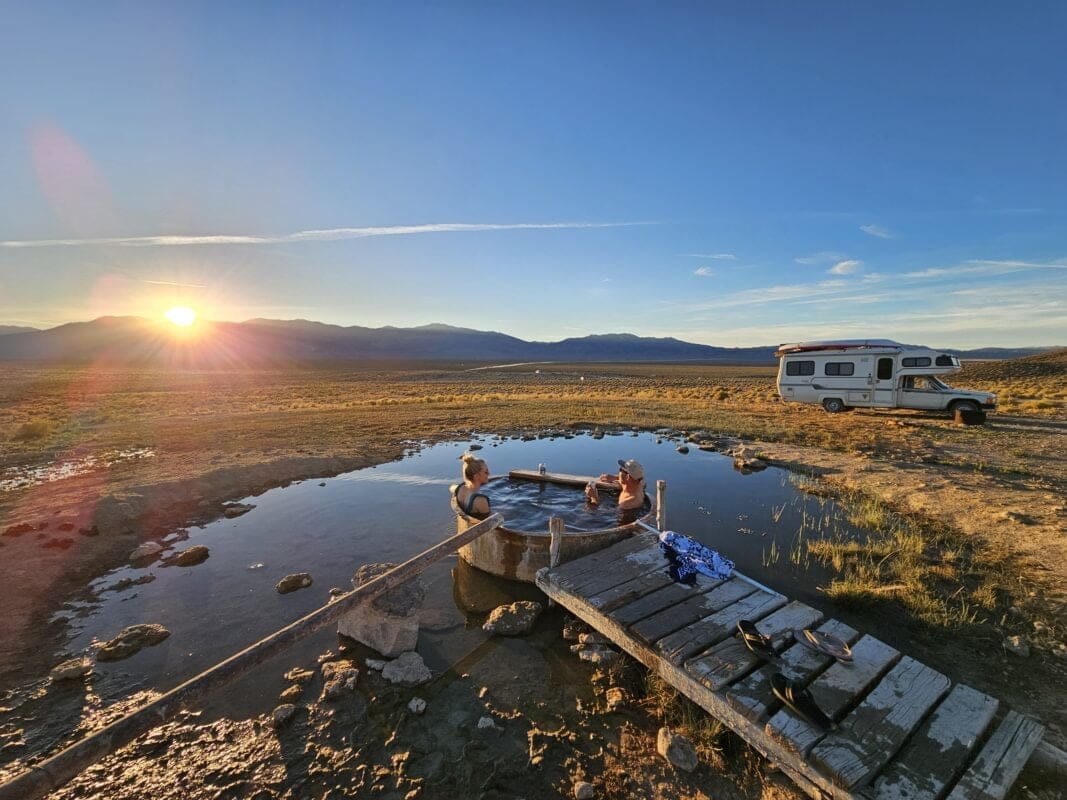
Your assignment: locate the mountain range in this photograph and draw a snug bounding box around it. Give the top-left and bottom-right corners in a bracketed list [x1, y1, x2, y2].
[0, 317, 1056, 365]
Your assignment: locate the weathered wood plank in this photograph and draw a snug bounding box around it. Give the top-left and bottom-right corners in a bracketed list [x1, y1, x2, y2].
[548, 533, 657, 582]
[809, 656, 951, 789]
[655, 590, 787, 665]
[869, 684, 998, 800]
[588, 568, 686, 613]
[632, 578, 757, 643]
[686, 601, 825, 691]
[564, 551, 667, 598]
[944, 712, 1044, 800]
[765, 635, 901, 760]
[510, 469, 619, 491]
[536, 569, 852, 800]
[610, 581, 713, 626]
[725, 619, 860, 724]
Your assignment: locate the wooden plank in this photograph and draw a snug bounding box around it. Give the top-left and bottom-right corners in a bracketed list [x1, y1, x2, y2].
[631, 579, 756, 644]
[869, 684, 999, 800]
[945, 712, 1044, 800]
[725, 619, 860, 723]
[590, 569, 707, 614]
[809, 656, 951, 789]
[510, 469, 619, 491]
[765, 635, 901, 760]
[536, 569, 854, 800]
[548, 533, 657, 582]
[610, 581, 712, 626]
[563, 549, 667, 598]
[655, 590, 787, 665]
[686, 601, 825, 691]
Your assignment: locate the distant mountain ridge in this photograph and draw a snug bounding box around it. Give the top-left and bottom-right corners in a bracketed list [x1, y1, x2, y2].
[0, 325, 37, 336]
[0, 316, 1056, 365]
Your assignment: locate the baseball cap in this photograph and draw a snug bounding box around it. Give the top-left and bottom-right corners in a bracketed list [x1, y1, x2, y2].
[617, 459, 645, 480]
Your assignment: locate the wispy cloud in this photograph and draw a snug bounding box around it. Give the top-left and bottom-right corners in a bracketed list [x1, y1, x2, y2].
[828, 259, 863, 275]
[902, 259, 1067, 279]
[693, 266, 714, 277]
[682, 253, 736, 260]
[794, 251, 844, 265]
[860, 224, 893, 239]
[1, 221, 646, 248]
[140, 278, 208, 288]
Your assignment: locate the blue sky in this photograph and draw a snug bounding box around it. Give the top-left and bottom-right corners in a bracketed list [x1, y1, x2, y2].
[1, 2, 1064, 347]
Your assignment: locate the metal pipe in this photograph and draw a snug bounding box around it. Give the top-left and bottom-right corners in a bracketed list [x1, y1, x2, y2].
[0, 513, 505, 800]
[634, 520, 780, 596]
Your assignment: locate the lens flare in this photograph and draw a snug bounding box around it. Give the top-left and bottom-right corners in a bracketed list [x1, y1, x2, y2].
[164, 306, 197, 327]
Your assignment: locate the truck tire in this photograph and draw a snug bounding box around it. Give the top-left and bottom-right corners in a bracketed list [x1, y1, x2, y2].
[949, 400, 980, 414]
[822, 398, 846, 413]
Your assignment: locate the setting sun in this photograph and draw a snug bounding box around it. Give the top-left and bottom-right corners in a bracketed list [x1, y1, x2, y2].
[164, 306, 198, 327]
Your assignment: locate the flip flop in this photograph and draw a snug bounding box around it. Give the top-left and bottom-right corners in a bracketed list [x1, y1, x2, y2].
[770, 673, 837, 732]
[794, 629, 853, 663]
[737, 619, 778, 662]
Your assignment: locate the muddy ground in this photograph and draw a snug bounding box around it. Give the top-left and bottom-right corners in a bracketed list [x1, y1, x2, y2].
[1, 362, 1065, 798]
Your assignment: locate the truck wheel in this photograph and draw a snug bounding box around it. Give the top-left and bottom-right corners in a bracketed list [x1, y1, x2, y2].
[950, 400, 979, 413]
[822, 398, 846, 413]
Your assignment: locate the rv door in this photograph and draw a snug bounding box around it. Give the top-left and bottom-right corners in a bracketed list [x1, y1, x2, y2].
[872, 356, 896, 407]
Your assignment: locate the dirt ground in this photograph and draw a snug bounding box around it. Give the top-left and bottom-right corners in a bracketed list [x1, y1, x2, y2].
[1, 359, 1065, 799]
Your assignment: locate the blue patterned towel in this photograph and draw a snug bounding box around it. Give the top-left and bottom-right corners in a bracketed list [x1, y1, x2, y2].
[658, 530, 735, 584]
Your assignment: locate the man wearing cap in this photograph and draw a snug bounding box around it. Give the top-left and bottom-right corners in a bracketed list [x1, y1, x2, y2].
[585, 458, 648, 521]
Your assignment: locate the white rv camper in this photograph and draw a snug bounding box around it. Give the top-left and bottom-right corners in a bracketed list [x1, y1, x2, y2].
[775, 340, 996, 414]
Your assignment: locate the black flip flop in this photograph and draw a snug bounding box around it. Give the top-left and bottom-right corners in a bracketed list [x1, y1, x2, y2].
[737, 619, 778, 662]
[795, 628, 853, 663]
[770, 673, 836, 732]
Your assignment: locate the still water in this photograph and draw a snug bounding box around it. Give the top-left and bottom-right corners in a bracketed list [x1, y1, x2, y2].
[18, 432, 869, 753]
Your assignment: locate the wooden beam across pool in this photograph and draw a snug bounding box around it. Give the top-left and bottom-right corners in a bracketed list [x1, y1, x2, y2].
[509, 469, 620, 491]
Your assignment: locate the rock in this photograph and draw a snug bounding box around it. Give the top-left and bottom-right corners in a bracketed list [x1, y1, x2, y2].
[128, 542, 163, 561]
[285, 667, 314, 684]
[1005, 635, 1031, 657]
[365, 658, 387, 671]
[320, 663, 359, 701]
[96, 624, 170, 661]
[279, 685, 303, 703]
[223, 503, 255, 518]
[605, 687, 626, 711]
[657, 727, 698, 772]
[574, 781, 595, 800]
[248, 563, 265, 570]
[483, 601, 543, 636]
[563, 618, 589, 641]
[573, 644, 621, 665]
[468, 444, 483, 451]
[276, 573, 313, 594]
[50, 658, 92, 681]
[578, 632, 612, 646]
[337, 563, 425, 656]
[272, 704, 296, 728]
[381, 651, 432, 686]
[329, 587, 346, 600]
[407, 697, 427, 715]
[172, 545, 209, 566]
[676, 445, 690, 454]
[476, 716, 499, 730]
[318, 482, 326, 487]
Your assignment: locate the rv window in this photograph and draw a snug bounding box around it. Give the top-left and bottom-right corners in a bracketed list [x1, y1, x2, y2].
[902, 357, 932, 367]
[825, 362, 855, 376]
[935, 355, 954, 366]
[785, 360, 815, 376]
[877, 358, 893, 380]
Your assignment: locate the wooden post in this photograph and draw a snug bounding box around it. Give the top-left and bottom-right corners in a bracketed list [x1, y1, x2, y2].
[0, 513, 504, 800]
[656, 479, 667, 531]
[548, 516, 565, 569]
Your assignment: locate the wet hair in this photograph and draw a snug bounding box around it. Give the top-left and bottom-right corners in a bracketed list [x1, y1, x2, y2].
[460, 452, 488, 482]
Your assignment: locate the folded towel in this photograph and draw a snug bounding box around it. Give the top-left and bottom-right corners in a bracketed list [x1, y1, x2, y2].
[658, 530, 735, 583]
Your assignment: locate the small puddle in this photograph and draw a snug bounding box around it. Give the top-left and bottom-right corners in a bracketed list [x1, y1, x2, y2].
[2, 432, 875, 770]
[0, 448, 155, 492]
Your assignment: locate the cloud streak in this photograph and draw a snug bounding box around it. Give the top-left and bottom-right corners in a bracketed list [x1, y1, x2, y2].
[1, 221, 646, 248]
[682, 253, 736, 260]
[828, 259, 863, 275]
[860, 224, 892, 239]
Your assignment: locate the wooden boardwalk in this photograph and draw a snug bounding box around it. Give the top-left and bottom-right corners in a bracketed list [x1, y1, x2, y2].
[536, 532, 1044, 800]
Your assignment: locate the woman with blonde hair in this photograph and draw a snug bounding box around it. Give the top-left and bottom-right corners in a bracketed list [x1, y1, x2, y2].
[452, 452, 491, 519]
